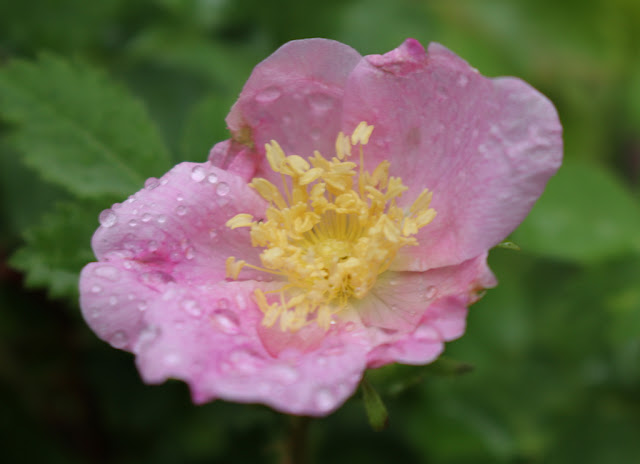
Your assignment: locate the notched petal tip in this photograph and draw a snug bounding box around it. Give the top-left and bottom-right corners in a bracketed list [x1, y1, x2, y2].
[365, 38, 427, 75]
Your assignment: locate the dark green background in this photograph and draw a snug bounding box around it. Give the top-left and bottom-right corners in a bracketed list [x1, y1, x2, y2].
[1, 0, 639, 462]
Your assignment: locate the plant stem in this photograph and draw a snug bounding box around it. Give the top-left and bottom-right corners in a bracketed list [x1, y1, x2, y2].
[282, 415, 311, 464]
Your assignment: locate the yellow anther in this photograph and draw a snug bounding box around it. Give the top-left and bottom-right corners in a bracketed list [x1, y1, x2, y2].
[226, 122, 435, 332]
[226, 213, 254, 229]
[351, 122, 374, 145]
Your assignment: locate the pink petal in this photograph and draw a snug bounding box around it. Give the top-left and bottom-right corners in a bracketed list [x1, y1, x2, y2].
[342, 39, 563, 271]
[221, 39, 363, 185]
[133, 280, 368, 416]
[91, 162, 267, 285]
[362, 254, 496, 367]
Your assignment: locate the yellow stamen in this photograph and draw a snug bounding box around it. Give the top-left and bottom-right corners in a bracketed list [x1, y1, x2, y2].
[225, 122, 436, 332]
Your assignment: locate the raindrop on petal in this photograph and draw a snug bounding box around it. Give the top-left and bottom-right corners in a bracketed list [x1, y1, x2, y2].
[141, 213, 153, 223]
[211, 308, 240, 334]
[272, 365, 299, 384]
[145, 177, 160, 190]
[191, 165, 206, 182]
[307, 92, 334, 112]
[255, 86, 281, 103]
[94, 265, 120, 281]
[91, 284, 102, 294]
[110, 330, 128, 349]
[207, 173, 218, 184]
[128, 219, 138, 227]
[314, 388, 335, 411]
[425, 285, 437, 299]
[182, 299, 202, 317]
[176, 205, 187, 216]
[99, 209, 117, 228]
[157, 214, 167, 224]
[216, 182, 230, 197]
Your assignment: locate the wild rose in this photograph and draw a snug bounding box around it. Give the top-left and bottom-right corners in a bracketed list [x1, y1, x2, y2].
[79, 38, 562, 416]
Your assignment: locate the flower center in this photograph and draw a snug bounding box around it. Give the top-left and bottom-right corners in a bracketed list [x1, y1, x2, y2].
[226, 122, 436, 332]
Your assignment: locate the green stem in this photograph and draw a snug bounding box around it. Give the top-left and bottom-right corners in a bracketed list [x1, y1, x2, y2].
[282, 415, 311, 464]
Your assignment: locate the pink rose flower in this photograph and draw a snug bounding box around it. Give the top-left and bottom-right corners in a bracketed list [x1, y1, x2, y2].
[79, 38, 562, 416]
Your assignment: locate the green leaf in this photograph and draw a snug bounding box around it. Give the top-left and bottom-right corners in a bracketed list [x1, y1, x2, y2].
[361, 376, 389, 432]
[512, 161, 640, 262]
[0, 54, 171, 198]
[9, 201, 104, 302]
[179, 92, 235, 162]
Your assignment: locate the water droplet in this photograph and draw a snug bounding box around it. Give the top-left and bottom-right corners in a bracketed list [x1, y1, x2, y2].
[191, 165, 206, 182]
[255, 86, 281, 103]
[94, 265, 120, 281]
[414, 325, 439, 341]
[176, 194, 184, 202]
[157, 214, 167, 224]
[141, 213, 153, 223]
[343, 321, 356, 332]
[99, 209, 117, 228]
[185, 247, 195, 260]
[127, 293, 135, 301]
[307, 92, 334, 112]
[209, 229, 218, 241]
[311, 127, 321, 140]
[141, 270, 175, 285]
[145, 177, 160, 190]
[133, 325, 160, 354]
[176, 205, 187, 216]
[314, 388, 335, 411]
[272, 365, 299, 384]
[90, 284, 102, 293]
[457, 74, 469, 88]
[137, 301, 148, 311]
[123, 260, 133, 269]
[211, 308, 240, 334]
[164, 353, 181, 366]
[109, 296, 118, 306]
[425, 285, 437, 299]
[216, 182, 230, 197]
[235, 293, 246, 310]
[109, 330, 128, 349]
[147, 240, 159, 252]
[207, 173, 218, 184]
[229, 348, 263, 373]
[128, 219, 138, 227]
[217, 298, 229, 309]
[182, 299, 202, 317]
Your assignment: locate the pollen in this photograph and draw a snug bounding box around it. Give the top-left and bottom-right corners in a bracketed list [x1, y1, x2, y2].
[226, 122, 436, 332]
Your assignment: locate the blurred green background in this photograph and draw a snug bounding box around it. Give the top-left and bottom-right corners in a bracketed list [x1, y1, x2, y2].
[1, 0, 639, 462]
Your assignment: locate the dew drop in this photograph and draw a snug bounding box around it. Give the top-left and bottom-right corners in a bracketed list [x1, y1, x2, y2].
[141, 213, 153, 223]
[164, 353, 181, 366]
[99, 209, 117, 228]
[217, 298, 229, 309]
[176, 194, 184, 202]
[128, 219, 138, 228]
[141, 270, 175, 285]
[425, 285, 437, 299]
[185, 247, 195, 260]
[137, 301, 148, 312]
[148, 240, 159, 252]
[209, 230, 218, 241]
[109, 330, 128, 349]
[109, 296, 118, 306]
[91, 284, 102, 294]
[207, 173, 218, 184]
[216, 182, 230, 197]
[414, 325, 439, 341]
[457, 74, 469, 88]
[145, 177, 160, 190]
[343, 321, 356, 332]
[211, 308, 240, 334]
[272, 365, 299, 384]
[255, 86, 281, 103]
[182, 299, 202, 317]
[314, 388, 335, 411]
[133, 325, 160, 354]
[157, 214, 167, 224]
[94, 265, 120, 281]
[191, 165, 206, 182]
[307, 92, 334, 112]
[229, 348, 263, 373]
[176, 205, 187, 216]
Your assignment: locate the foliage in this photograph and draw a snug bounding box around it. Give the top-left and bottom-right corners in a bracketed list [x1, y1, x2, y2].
[0, 0, 639, 463]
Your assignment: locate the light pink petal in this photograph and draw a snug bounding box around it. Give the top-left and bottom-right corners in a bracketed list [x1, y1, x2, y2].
[91, 162, 268, 285]
[357, 253, 496, 331]
[221, 39, 363, 185]
[134, 280, 369, 416]
[361, 254, 496, 367]
[342, 39, 563, 271]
